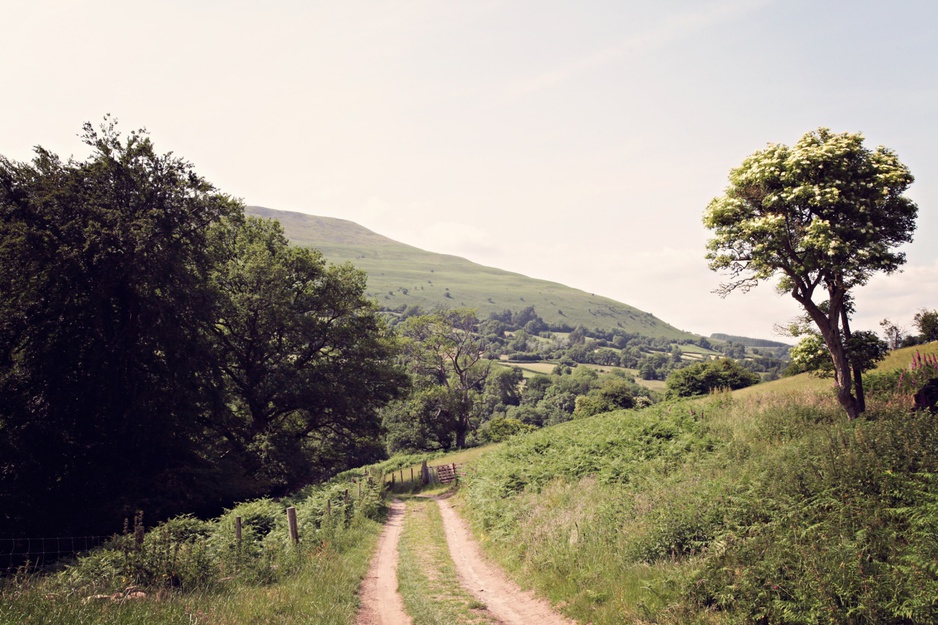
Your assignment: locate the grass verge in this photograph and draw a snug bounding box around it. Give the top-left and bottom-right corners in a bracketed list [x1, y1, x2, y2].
[0, 516, 381, 625]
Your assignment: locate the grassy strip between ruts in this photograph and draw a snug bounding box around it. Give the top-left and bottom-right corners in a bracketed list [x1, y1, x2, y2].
[0, 517, 382, 625]
[396, 496, 499, 625]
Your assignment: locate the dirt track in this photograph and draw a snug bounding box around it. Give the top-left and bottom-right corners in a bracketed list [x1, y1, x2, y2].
[434, 494, 576, 625]
[355, 494, 575, 625]
[355, 500, 412, 625]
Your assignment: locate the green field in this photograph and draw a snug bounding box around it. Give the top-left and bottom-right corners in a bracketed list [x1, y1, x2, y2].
[678, 343, 723, 356]
[495, 360, 668, 392]
[876, 339, 938, 370]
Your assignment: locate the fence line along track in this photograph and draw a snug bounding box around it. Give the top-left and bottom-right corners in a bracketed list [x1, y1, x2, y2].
[387, 463, 466, 492]
[2, 535, 111, 572]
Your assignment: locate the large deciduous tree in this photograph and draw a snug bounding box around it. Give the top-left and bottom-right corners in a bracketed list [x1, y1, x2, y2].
[388, 309, 489, 449]
[704, 128, 917, 419]
[0, 120, 408, 537]
[208, 216, 406, 491]
[0, 120, 241, 534]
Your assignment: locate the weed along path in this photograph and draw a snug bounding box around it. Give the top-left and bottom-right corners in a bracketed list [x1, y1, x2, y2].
[434, 494, 577, 625]
[356, 500, 412, 625]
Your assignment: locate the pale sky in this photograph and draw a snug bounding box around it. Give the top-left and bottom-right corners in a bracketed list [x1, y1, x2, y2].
[4, 0, 936, 340]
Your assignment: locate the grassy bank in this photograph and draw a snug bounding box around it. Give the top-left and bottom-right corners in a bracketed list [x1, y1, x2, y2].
[0, 476, 385, 625]
[460, 360, 938, 623]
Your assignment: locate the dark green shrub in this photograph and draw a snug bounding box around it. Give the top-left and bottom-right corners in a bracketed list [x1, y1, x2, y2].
[666, 358, 760, 397]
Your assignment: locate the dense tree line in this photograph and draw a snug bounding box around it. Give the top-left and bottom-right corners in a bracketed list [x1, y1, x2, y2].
[666, 358, 761, 397]
[382, 313, 657, 452]
[390, 302, 792, 397]
[0, 122, 405, 538]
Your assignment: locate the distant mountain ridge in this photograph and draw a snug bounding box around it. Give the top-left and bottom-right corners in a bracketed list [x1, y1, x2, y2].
[246, 206, 695, 339]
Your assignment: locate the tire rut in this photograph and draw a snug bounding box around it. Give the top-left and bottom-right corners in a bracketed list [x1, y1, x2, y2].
[355, 500, 412, 625]
[434, 494, 577, 625]
[356, 494, 577, 625]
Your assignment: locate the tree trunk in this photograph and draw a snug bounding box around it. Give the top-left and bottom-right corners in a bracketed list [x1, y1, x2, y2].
[794, 289, 863, 420]
[840, 307, 866, 414]
[825, 332, 862, 420]
[454, 419, 468, 448]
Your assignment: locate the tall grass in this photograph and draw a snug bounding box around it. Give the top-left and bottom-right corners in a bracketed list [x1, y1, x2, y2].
[0, 474, 386, 625]
[460, 378, 938, 624]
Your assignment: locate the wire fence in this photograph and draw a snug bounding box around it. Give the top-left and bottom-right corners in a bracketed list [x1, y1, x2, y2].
[2, 535, 110, 573]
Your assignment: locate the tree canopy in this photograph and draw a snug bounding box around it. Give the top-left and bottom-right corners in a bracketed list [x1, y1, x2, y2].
[383, 308, 489, 451]
[913, 309, 938, 343]
[0, 121, 240, 535]
[704, 128, 917, 419]
[666, 358, 760, 397]
[0, 121, 405, 537]
[208, 215, 406, 491]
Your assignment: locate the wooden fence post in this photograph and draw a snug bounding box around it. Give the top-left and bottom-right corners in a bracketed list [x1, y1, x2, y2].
[286, 507, 299, 544]
[421, 460, 429, 485]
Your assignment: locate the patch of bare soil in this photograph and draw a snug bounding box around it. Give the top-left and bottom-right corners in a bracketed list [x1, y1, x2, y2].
[355, 500, 413, 625]
[434, 494, 577, 625]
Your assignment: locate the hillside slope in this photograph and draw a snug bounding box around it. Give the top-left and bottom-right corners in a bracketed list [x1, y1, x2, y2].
[246, 206, 694, 339]
[459, 348, 938, 623]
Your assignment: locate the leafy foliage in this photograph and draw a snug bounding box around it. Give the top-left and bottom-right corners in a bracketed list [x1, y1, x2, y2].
[461, 369, 938, 623]
[704, 128, 917, 419]
[208, 215, 406, 493]
[0, 473, 385, 625]
[913, 308, 938, 342]
[477, 416, 535, 443]
[691, 410, 938, 623]
[665, 358, 760, 397]
[0, 119, 240, 535]
[0, 122, 406, 537]
[383, 309, 489, 450]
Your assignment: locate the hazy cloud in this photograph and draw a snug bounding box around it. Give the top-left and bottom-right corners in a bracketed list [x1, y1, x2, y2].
[498, 0, 774, 103]
[413, 222, 501, 258]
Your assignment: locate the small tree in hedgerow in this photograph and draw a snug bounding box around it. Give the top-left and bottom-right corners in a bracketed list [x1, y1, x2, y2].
[666, 358, 760, 398]
[703, 128, 917, 419]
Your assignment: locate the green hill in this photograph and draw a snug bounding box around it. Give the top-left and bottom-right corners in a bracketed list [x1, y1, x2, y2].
[246, 206, 695, 340]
